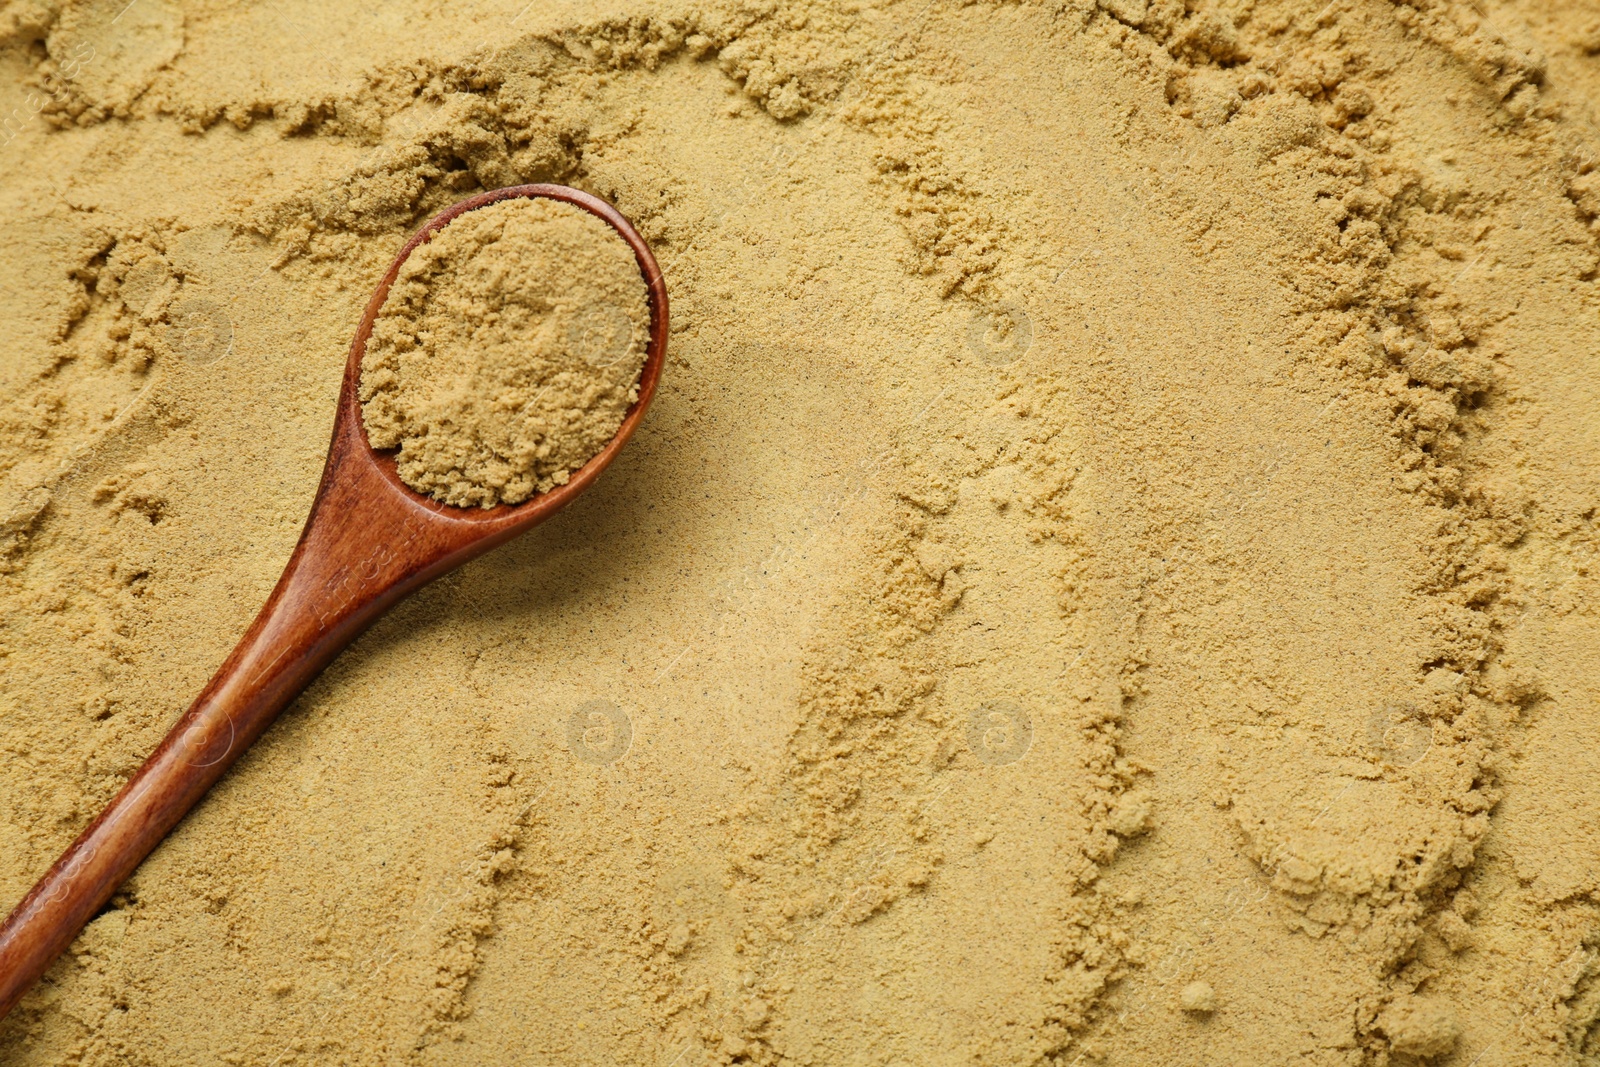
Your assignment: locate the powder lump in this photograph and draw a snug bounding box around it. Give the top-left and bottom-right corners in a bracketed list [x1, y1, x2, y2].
[359, 197, 649, 508]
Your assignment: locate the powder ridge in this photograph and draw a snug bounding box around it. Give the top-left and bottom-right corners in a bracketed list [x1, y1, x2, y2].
[359, 197, 649, 508]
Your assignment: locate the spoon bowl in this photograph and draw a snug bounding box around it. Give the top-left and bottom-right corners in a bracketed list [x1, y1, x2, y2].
[0, 184, 667, 1020]
[353, 184, 668, 528]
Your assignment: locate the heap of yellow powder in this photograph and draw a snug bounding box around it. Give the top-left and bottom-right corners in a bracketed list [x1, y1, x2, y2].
[6, 0, 1600, 1062]
[358, 197, 649, 508]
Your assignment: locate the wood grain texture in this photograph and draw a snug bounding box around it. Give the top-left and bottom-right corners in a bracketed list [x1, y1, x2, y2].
[0, 184, 668, 1020]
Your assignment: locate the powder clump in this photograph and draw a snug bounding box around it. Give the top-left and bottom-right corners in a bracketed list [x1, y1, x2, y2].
[1179, 981, 1216, 1015]
[1378, 997, 1460, 1060]
[359, 197, 649, 508]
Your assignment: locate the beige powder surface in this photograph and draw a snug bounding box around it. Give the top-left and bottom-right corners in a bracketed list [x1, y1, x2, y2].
[360, 196, 649, 508]
[0, 0, 1598, 1065]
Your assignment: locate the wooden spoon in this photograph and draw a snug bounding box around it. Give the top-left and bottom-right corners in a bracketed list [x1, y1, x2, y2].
[0, 184, 667, 1020]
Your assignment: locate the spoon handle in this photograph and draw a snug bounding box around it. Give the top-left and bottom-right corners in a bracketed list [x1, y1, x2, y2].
[0, 441, 471, 1019]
